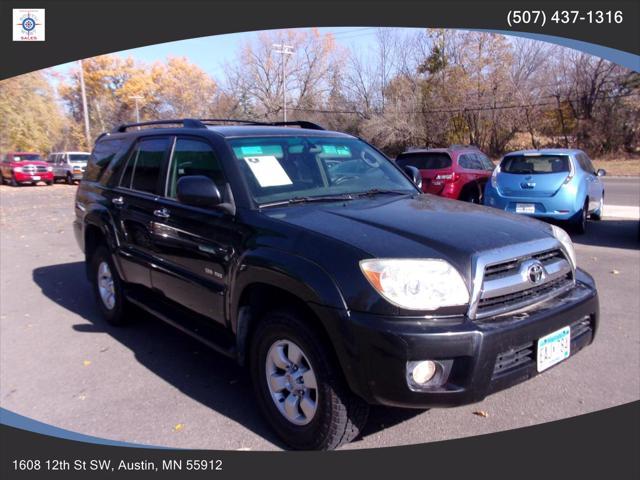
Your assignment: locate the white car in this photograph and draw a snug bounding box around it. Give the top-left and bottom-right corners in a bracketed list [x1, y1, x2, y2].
[47, 151, 91, 184]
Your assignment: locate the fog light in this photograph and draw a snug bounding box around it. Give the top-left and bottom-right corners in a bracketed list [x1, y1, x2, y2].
[410, 360, 437, 385]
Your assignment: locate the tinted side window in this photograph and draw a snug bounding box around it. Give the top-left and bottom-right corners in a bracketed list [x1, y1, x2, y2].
[396, 153, 452, 170]
[86, 139, 127, 182]
[167, 139, 224, 198]
[476, 153, 495, 171]
[121, 138, 171, 194]
[459, 154, 482, 170]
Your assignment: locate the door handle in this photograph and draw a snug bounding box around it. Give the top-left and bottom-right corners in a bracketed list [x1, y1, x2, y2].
[112, 196, 124, 206]
[153, 208, 171, 219]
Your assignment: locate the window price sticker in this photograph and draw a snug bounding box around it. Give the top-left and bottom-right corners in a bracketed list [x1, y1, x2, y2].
[243, 155, 293, 187]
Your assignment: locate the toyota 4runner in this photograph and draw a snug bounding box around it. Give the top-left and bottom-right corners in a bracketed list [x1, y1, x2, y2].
[74, 119, 599, 450]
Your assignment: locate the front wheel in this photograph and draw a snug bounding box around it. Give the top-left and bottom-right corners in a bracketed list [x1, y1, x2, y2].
[66, 172, 74, 185]
[250, 309, 369, 450]
[591, 196, 604, 221]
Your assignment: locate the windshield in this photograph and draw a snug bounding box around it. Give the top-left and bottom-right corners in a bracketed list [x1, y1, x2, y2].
[500, 154, 570, 174]
[229, 136, 416, 205]
[396, 152, 452, 170]
[12, 154, 41, 162]
[69, 154, 90, 162]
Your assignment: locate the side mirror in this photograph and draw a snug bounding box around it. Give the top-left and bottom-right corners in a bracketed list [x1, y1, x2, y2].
[596, 169, 606, 177]
[403, 165, 423, 190]
[176, 175, 223, 208]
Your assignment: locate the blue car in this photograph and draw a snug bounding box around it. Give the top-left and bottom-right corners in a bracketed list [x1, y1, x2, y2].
[484, 149, 606, 233]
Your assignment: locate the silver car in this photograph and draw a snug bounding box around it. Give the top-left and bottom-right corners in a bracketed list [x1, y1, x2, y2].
[48, 151, 91, 184]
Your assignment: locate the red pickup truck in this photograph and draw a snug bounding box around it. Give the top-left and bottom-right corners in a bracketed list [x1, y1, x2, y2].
[1, 152, 54, 186]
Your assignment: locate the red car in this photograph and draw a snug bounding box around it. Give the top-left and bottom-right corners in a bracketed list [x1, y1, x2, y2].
[1, 152, 54, 186]
[396, 146, 495, 203]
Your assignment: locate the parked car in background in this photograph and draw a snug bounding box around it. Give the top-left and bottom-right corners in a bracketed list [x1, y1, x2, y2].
[75, 119, 598, 450]
[48, 151, 91, 184]
[395, 146, 494, 203]
[1, 152, 53, 186]
[484, 149, 606, 234]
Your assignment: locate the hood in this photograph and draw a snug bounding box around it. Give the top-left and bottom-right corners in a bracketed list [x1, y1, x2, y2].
[265, 194, 552, 278]
[11, 160, 48, 167]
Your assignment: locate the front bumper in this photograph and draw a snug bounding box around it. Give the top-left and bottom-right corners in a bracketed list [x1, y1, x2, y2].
[343, 269, 598, 408]
[14, 171, 53, 183]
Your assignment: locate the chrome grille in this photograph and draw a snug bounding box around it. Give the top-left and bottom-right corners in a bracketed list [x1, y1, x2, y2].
[471, 243, 575, 320]
[21, 165, 48, 173]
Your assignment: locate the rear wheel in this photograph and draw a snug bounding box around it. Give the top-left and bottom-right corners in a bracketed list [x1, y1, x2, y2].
[570, 200, 588, 234]
[250, 309, 369, 450]
[460, 185, 480, 204]
[90, 245, 131, 325]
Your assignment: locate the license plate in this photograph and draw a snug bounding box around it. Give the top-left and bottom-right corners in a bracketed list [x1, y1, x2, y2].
[31, 176, 41, 181]
[537, 326, 571, 372]
[516, 203, 535, 214]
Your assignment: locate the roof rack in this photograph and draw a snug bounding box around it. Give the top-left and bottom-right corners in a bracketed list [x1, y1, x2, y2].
[112, 118, 326, 133]
[113, 119, 207, 133]
[199, 119, 325, 130]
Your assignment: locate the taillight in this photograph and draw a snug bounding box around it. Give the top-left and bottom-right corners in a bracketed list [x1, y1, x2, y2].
[491, 166, 500, 188]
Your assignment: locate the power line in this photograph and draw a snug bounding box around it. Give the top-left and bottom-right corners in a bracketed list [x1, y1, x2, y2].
[288, 91, 639, 116]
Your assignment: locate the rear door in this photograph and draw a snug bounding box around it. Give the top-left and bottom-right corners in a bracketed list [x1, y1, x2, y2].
[576, 152, 602, 211]
[112, 136, 172, 289]
[148, 136, 239, 325]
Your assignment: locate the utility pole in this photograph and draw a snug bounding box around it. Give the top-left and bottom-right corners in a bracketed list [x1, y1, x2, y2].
[129, 95, 144, 127]
[272, 43, 294, 122]
[78, 59, 91, 148]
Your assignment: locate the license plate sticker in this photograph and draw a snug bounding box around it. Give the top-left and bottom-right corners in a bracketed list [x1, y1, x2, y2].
[537, 326, 571, 372]
[516, 203, 535, 213]
[31, 176, 41, 181]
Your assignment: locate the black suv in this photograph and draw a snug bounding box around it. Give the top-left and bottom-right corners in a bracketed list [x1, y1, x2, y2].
[74, 119, 599, 450]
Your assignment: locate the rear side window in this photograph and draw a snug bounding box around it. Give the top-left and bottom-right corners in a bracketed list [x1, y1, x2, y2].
[476, 153, 495, 171]
[120, 137, 171, 194]
[500, 155, 570, 174]
[167, 138, 225, 198]
[396, 153, 452, 170]
[576, 153, 595, 174]
[458, 153, 482, 170]
[86, 139, 127, 182]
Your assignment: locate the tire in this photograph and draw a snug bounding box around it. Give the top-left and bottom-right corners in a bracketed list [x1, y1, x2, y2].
[250, 309, 369, 450]
[66, 172, 74, 185]
[591, 195, 603, 221]
[460, 185, 480, 204]
[90, 245, 131, 325]
[46, 180, 53, 186]
[570, 200, 588, 234]
[10, 176, 19, 187]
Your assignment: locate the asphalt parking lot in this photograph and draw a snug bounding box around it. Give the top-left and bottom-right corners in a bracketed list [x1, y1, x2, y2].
[1, 180, 638, 450]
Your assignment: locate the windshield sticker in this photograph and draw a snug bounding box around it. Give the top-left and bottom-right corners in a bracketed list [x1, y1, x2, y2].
[241, 146, 263, 155]
[243, 156, 293, 187]
[321, 145, 351, 156]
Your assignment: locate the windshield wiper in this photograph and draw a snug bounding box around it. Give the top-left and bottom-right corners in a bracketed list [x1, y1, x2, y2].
[259, 194, 355, 208]
[352, 188, 413, 197]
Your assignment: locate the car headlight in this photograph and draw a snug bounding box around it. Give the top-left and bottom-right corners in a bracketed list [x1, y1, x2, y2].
[490, 164, 500, 188]
[46, 166, 53, 172]
[550, 224, 576, 268]
[13, 167, 23, 173]
[359, 259, 469, 310]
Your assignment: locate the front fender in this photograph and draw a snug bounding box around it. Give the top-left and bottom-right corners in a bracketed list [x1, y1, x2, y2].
[229, 247, 348, 332]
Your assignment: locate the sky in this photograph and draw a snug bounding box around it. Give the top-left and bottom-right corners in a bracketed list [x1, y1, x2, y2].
[50, 27, 386, 81]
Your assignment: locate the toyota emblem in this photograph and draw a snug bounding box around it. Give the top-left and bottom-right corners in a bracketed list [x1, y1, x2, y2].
[527, 262, 544, 284]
